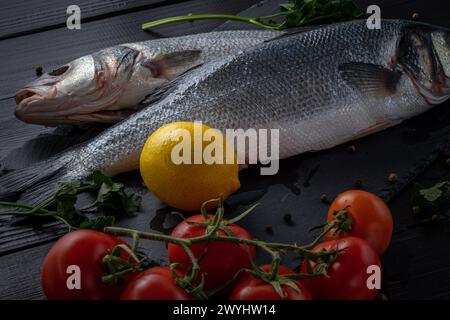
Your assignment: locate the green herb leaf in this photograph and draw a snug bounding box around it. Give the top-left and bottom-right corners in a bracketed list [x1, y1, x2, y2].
[282, 0, 361, 29]
[88, 170, 114, 189]
[412, 181, 450, 218]
[280, 3, 295, 11]
[87, 171, 142, 215]
[54, 181, 83, 225]
[416, 181, 450, 204]
[79, 216, 115, 231]
[420, 186, 443, 202]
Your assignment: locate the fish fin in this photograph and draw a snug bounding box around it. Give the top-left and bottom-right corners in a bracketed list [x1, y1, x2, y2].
[138, 64, 204, 107]
[142, 50, 202, 80]
[353, 120, 401, 140]
[339, 63, 402, 96]
[0, 156, 69, 201]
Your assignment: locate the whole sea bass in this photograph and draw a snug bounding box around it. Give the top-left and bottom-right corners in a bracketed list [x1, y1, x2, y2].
[14, 30, 281, 125]
[2, 20, 450, 203]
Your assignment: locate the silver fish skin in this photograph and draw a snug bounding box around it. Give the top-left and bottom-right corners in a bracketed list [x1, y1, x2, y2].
[14, 30, 281, 125]
[2, 20, 449, 203]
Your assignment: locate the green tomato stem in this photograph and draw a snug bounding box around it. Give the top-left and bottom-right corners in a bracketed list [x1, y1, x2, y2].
[104, 225, 337, 260]
[101, 264, 143, 284]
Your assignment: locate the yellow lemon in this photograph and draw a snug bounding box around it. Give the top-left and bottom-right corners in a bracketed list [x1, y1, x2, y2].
[140, 122, 240, 211]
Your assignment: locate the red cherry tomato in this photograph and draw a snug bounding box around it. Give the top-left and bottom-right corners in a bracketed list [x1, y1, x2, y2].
[327, 190, 393, 255]
[301, 237, 381, 300]
[121, 267, 192, 300]
[229, 265, 312, 300]
[41, 230, 132, 300]
[168, 214, 255, 291]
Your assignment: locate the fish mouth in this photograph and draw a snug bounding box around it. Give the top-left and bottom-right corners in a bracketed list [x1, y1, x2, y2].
[15, 87, 59, 124]
[15, 87, 139, 125]
[15, 88, 47, 110]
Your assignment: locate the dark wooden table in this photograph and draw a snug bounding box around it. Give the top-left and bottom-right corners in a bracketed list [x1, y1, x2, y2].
[0, 0, 449, 300]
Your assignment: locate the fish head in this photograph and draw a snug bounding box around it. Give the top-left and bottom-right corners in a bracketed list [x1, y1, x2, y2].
[15, 46, 141, 126]
[15, 44, 203, 126]
[397, 24, 450, 105]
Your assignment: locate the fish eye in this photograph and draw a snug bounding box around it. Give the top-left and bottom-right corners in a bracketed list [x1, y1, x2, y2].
[48, 65, 69, 76]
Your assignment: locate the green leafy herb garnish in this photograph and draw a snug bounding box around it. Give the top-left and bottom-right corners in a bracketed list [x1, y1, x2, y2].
[0, 171, 142, 230]
[142, 0, 362, 31]
[83, 171, 142, 215]
[79, 216, 116, 231]
[412, 181, 450, 219]
[418, 181, 450, 203]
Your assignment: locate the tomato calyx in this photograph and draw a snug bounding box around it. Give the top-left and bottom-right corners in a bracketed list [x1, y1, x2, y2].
[246, 261, 302, 299]
[260, 273, 301, 299]
[303, 247, 341, 277]
[241, 242, 336, 299]
[310, 209, 353, 238]
[184, 198, 259, 238]
[238, 264, 318, 299]
[169, 244, 209, 300]
[327, 209, 353, 236]
[102, 243, 144, 286]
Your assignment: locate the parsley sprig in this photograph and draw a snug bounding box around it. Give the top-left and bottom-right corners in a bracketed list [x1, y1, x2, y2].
[0, 171, 142, 230]
[412, 181, 450, 219]
[142, 0, 361, 31]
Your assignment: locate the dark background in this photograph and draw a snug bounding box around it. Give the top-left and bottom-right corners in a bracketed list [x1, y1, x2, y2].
[0, 0, 449, 299]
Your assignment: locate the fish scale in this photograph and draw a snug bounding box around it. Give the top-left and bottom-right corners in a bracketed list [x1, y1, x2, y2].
[1, 19, 449, 204]
[125, 30, 280, 60]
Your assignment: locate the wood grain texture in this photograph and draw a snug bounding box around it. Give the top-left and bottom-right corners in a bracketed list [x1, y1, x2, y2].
[0, 242, 50, 300]
[0, 0, 187, 40]
[382, 158, 450, 300]
[356, 0, 450, 27]
[0, 98, 52, 156]
[0, 0, 449, 300]
[0, 0, 259, 100]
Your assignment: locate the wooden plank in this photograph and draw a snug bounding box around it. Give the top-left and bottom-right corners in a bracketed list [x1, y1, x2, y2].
[0, 98, 53, 156]
[0, 243, 50, 300]
[356, 0, 450, 27]
[0, 0, 259, 100]
[0, 0, 449, 300]
[382, 159, 450, 300]
[0, 0, 187, 40]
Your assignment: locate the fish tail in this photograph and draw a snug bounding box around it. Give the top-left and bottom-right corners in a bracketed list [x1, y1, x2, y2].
[0, 155, 72, 204]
